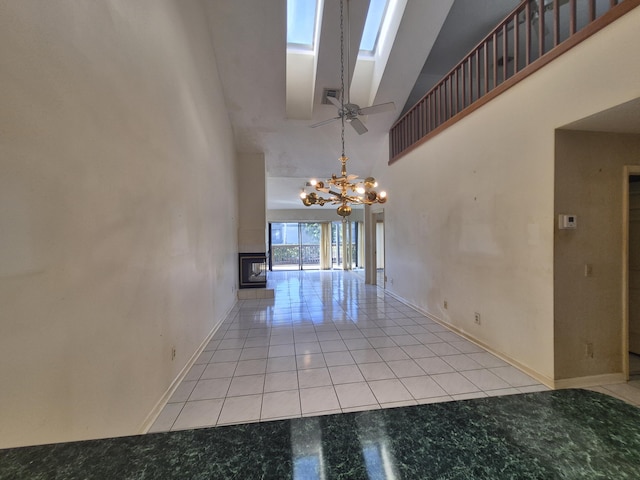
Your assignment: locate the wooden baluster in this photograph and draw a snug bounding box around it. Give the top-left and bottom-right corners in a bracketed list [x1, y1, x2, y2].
[589, 0, 596, 21]
[553, 0, 560, 47]
[483, 43, 489, 95]
[514, 10, 519, 73]
[492, 32, 498, 90]
[502, 24, 508, 81]
[475, 49, 480, 101]
[538, 0, 545, 56]
[525, 1, 531, 65]
[569, 0, 576, 35]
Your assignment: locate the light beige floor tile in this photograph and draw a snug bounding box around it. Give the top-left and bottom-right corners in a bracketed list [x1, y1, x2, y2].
[264, 371, 299, 393]
[266, 356, 297, 373]
[367, 337, 397, 348]
[201, 362, 237, 380]
[184, 364, 206, 381]
[269, 344, 296, 357]
[227, 374, 265, 397]
[334, 382, 378, 408]
[386, 359, 426, 378]
[210, 349, 242, 363]
[431, 372, 480, 395]
[400, 376, 448, 400]
[296, 353, 326, 369]
[320, 340, 349, 353]
[217, 394, 262, 425]
[401, 345, 436, 359]
[467, 352, 509, 368]
[414, 357, 456, 375]
[261, 390, 301, 420]
[376, 347, 410, 362]
[441, 354, 483, 371]
[350, 349, 384, 364]
[344, 338, 373, 350]
[380, 399, 418, 409]
[488, 366, 539, 387]
[189, 377, 232, 401]
[329, 365, 365, 384]
[300, 386, 341, 414]
[234, 359, 267, 376]
[149, 403, 184, 432]
[461, 369, 511, 391]
[324, 351, 355, 367]
[239, 347, 269, 360]
[295, 342, 322, 355]
[298, 367, 332, 389]
[168, 380, 197, 403]
[358, 362, 396, 381]
[172, 399, 223, 430]
[368, 379, 413, 403]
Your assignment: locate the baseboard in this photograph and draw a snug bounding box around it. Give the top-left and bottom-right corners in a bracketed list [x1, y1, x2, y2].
[553, 373, 625, 389]
[138, 303, 235, 433]
[383, 289, 555, 389]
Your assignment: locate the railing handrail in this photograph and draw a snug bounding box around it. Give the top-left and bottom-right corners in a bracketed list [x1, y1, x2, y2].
[389, 0, 640, 164]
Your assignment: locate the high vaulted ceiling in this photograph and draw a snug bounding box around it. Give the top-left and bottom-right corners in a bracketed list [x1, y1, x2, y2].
[204, 0, 520, 210]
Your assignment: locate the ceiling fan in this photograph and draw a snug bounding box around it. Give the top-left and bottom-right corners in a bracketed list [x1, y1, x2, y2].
[308, 0, 394, 135]
[310, 95, 395, 135]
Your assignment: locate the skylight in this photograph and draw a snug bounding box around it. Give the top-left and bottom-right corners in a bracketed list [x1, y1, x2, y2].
[287, 0, 319, 49]
[359, 0, 389, 54]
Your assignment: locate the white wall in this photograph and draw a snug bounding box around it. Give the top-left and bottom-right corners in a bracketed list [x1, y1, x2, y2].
[0, 0, 238, 447]
[376, 7, 640, 383]
[238, 153, 267, 253]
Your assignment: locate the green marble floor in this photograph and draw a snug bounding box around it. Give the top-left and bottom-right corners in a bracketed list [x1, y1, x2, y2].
[2, 389, 640, 479]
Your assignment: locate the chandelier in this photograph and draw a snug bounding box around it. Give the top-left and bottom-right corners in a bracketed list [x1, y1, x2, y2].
[300, 0, 387, 218]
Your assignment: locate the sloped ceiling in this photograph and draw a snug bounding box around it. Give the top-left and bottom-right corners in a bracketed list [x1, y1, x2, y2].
[204, 0, 520, 210]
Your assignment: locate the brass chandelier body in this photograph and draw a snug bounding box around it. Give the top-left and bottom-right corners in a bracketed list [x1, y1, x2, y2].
[300, 0, 387, 218]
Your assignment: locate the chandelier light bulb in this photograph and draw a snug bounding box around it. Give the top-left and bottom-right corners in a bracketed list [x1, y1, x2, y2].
[379, 191, 387, 199]
[356, 186, 365, 194]
[300, 191, 307, 199]
[310, 179, 317, 186]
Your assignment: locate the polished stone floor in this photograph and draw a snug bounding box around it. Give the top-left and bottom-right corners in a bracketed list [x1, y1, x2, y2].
[150, 270, 550, 432]
[3, 389, 640, 479]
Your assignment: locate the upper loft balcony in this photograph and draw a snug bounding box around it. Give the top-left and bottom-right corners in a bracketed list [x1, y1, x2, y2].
[389, 0, 640, 164]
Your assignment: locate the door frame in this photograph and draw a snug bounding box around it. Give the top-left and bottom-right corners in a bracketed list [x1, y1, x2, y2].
[622, 166, 640, 379]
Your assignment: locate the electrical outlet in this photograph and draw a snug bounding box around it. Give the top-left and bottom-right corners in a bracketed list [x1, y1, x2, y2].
[474, 312, 481, 325]
[171, 347, 176, 361]
[444, 300, 448, 309]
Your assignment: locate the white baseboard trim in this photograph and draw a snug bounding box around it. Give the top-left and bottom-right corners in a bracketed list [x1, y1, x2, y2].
[383, 289, 555, 389]
[138, 303, 235, 434]
[553, 373, 625, 389]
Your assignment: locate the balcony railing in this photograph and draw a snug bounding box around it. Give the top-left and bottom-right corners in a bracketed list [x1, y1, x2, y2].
[389, 0, 639, 164]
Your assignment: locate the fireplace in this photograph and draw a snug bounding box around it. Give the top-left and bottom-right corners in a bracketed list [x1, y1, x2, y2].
[239, 253, 267, 289]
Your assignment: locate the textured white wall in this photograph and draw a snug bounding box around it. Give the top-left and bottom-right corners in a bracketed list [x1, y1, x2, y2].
[376, 7, 640, 383]
[0, 0, 238, 447]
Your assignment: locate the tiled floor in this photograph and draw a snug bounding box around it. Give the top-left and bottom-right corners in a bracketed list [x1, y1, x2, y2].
[150, 270, 557, 432]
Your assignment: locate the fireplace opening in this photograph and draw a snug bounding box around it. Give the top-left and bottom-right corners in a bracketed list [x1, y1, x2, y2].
[239, 253, 267, 289]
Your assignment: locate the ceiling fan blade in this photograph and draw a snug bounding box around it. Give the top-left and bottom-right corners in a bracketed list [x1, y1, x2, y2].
[309, 117, 340, 128]
[357, 102, 395, 116]
[349, 117, 368, 135]
[327, 95, 342, 109]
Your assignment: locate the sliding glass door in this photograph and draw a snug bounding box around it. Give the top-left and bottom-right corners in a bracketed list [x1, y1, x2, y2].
[270, 221, 360, 271]
[270, 222, 320, 270]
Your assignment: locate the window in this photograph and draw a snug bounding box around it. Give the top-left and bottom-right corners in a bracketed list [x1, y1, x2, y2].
[359, 0, 389, 55]
[287, 0, 319, 50]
